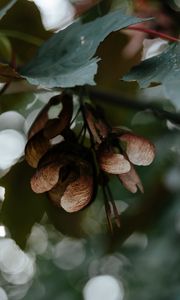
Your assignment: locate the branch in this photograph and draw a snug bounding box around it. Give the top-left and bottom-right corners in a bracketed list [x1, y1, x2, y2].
[3, 81, 180, 125]
[88, 87, 180, 125]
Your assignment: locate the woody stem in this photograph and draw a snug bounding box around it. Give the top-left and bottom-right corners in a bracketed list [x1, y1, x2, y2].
[88, 87, 180, 125]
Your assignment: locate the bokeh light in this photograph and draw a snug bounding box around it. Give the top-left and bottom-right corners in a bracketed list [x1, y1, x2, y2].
[83, 275, 124, 300]
[31, 0, 75, 31]
[0, 287, 8, 300]
[53, 237, 86, 270]
[0, 238, 35, 285]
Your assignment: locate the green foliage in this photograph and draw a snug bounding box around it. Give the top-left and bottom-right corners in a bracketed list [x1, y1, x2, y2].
[0, 2, 180, 300]
[21, 10, 145, 88]
[0, 35, 11, 61]
[110, 0, 133, 14]
[124, 43, 180, 111]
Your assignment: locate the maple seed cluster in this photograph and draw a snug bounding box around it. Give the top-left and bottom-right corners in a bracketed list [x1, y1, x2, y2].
[85, 104, 155, 193]
[25, 93, 95, 213]
[25, 92, 155, 214]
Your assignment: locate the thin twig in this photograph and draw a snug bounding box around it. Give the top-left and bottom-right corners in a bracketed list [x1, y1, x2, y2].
[88, 87, 180, 125]
[70, 107, 81, 126]
[102, 184, 113, 233]
[106, 184, 121, 228]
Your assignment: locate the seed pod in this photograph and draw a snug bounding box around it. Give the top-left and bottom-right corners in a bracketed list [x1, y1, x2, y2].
[98, 144, 131, 175]
[84, 103, 110, 144]
[31, 162, 63, 193]
[25, 130, 50, 168]
[30, 150, 77, 191]
[28, 92, 73, 139]
[25, 92, 73, 168]
[30, 140, 95, 213]
[118, 164, 144, 193]
[48, 161, 94, 213]
[25, 129, 65, 168]
[119, 133, 155, 166]
[60, 174, 93, 213]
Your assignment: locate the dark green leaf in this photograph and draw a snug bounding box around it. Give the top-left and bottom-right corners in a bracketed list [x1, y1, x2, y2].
[0, 0, 17, 20]
[21, 10, 146, 88]
[124, 43, 180, 110]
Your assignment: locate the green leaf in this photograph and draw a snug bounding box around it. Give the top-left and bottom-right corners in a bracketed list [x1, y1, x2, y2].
[0, 0, 17, 20]
[20, 10, 146, 88]
[124, 43, 180, 111]
[0, 35, 12, 61]
[110, 0, 133, 14]
[132, 110, 157, 126]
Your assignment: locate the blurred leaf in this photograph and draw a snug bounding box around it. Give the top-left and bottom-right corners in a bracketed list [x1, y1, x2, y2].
[0, 30, 43, 46]
[0, 0, 17, 20]
[111, 0, 133, 14]
[21, 10, 146, 88]
[0, 92, 42, 116]
[0, 62, 21, 82]
[123, 43, 180, 111]
[0, 162, 45, 248]
[0, 35, 12, 61]
[132, 110, 157, 126]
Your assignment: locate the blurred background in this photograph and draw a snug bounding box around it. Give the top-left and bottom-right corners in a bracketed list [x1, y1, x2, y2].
[0, 0, 180, 299]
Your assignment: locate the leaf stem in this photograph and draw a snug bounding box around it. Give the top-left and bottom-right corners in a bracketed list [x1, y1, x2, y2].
[102, 180, 113, 233]
[106, 184, 121, 228]
[70, 107, 81, 126]
[127, 25, 180, 43]
[78, 90, 95, 147]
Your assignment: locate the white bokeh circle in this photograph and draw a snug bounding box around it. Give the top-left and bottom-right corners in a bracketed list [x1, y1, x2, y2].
[0, 129, 26, 170]
[83, 275, 124, 300]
